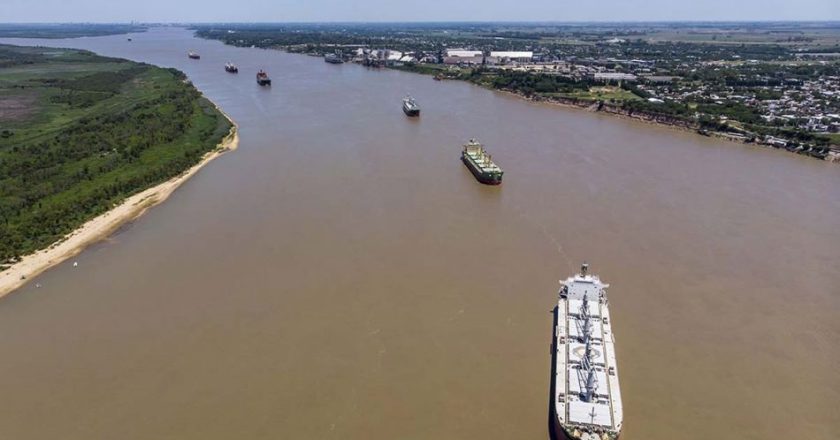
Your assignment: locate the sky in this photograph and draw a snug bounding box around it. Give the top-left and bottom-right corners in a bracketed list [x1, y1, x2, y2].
[2, 0, 839, 23]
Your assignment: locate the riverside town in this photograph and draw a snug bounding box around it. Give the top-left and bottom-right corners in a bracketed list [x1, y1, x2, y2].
[197, 22, 840, 161]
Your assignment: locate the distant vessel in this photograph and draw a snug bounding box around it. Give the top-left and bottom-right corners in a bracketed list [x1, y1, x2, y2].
[461, 139, 502, 185]
[256, 70, 271, 86]
[553, 263, 623, 440]
[225, 62, 239, 73]
[402, 95, 420, 117]
[324, 53, 344, 64]
[188, 51, 200, 60]
[127, 38, 132, 42]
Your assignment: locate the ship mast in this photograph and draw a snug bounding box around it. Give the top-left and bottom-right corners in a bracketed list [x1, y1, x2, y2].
[580, 300, 592, 341]
[583, 367, 598, 403]
[580, 294, 598, 403]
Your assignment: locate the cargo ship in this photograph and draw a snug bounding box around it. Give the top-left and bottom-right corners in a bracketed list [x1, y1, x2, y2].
[402, 95, 420, 117]
[256, 70, 271, 86]
[324, 53, 344, 64]
[188, 51, 200, 60]
[553, 263, 623, 440]
[461, 139, 502, 185]
[225, 62, 239, 73]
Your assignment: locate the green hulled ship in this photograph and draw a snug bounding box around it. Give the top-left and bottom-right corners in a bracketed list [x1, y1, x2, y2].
[461, 139, 503, 185]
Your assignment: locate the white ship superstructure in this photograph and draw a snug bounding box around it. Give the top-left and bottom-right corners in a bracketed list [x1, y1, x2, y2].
[554, 263, 623, 440]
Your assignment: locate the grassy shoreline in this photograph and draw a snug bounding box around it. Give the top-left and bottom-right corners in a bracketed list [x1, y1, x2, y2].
[0, 24, 145, 39]
[0, 115, 237, 298]
[0, 44, 235, 271]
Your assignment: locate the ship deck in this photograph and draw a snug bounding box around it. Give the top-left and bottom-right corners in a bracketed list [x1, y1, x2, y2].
[464, 151, 502, 173]
[554, 274, 623, 437]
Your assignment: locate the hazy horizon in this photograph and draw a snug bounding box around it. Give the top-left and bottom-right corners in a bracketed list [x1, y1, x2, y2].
[2, 0, 839, 23]
[4, 20, 840, 24]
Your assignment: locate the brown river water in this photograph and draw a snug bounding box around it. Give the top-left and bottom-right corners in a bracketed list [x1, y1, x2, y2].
[0, 27, 838, 439]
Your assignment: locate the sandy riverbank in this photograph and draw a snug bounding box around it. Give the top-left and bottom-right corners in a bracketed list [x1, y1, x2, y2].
[0, 109, 239, 300]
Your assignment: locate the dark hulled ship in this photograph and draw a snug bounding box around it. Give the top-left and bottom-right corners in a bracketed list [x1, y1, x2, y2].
[402, 95, 420, 117]
[256, 70, 271, 86]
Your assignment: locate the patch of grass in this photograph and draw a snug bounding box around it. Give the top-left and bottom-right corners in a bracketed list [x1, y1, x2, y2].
[389, 63, 464, 76]
[825, 133, 840, 145]
[542, 86, 641, 102]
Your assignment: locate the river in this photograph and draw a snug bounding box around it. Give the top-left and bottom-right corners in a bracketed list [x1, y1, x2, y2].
[0, 27, 838, 440]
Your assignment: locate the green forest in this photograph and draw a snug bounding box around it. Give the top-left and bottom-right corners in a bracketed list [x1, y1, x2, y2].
[0, 24, 145, 39]
[0, 44, 232, 267]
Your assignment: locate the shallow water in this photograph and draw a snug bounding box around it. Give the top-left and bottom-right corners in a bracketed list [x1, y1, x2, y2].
[0, 27, 838, 440]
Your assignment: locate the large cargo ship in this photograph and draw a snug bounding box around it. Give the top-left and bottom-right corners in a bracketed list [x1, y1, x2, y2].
[461, 139, 502, 185]
[553, 263, 623, 440]
[256, 70, 271, 86]
[402, 95, 420, 116]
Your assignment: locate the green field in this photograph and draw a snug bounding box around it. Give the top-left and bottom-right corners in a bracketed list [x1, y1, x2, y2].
[0, 44, 232, 266]
[0, 24, 145, 39]
[622, 25, 840, 46]
[551, 86, 641, 102]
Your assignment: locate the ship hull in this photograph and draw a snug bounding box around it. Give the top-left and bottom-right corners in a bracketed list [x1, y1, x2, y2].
[553, 422, 621, 440]
[551, 268, 623, 440]
[553, 408, 620, 440]
[402, 107, 420, 117]
[461, 154, 502, 185]
[552, 416, 573, 440]
[257, 79, 271, 86]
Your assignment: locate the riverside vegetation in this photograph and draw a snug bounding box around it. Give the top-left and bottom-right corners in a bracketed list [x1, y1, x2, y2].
[0, 24, 146, 39]
[0, 44, 232, 267]
[197, 22, 840, 159]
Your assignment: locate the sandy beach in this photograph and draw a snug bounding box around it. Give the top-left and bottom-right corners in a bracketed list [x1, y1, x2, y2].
[0, 111, 239, 299]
